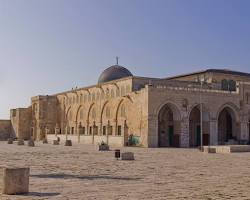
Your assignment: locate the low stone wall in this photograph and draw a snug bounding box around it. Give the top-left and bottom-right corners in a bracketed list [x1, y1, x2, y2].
[47, 134, 124, 147]
[0, 120, 11, 140]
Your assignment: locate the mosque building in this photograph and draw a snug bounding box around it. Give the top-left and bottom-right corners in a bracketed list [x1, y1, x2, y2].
[2, 63, 250, 147]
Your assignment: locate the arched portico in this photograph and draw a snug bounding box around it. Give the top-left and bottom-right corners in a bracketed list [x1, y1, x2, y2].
[158, 103, 181, 147]
[218, 106, 238, 144]
[189, 104, 210, 147]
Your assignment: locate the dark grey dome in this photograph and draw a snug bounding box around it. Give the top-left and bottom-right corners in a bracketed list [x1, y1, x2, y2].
[98, 65, 133, 84]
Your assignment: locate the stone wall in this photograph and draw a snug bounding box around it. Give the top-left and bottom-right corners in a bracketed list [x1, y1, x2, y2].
[0, 120, 11, 140]
[10, 108, 32, 140]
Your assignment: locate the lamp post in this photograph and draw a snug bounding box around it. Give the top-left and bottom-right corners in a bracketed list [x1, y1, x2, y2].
[198, 75, 207, 150]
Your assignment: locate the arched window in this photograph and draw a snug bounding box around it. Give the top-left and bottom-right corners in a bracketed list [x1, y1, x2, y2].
[221, 79, 228, 90]
[88, 94, 91, 102]
[228, 80, 236, 91]
[73, 96, 76, 104]
[84, 94, 87, 103]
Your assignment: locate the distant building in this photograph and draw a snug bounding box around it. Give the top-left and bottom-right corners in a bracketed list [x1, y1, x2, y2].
[2, 65, 250, 147]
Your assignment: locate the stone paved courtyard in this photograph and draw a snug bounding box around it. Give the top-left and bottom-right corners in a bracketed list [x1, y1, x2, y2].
[1, 142, 250, 200]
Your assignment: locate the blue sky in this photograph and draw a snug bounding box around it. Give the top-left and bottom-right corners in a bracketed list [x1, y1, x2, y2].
[0, 0, 250, 118]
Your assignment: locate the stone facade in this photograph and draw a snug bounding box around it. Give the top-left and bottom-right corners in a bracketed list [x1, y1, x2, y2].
[2, 66, 250, 147]
[0, 120, 12, 140]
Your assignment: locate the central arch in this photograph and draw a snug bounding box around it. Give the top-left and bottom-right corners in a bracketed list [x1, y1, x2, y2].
[218, 106, 238, 144]
[158, 103, 181, 147]
[189, 104, 210, 147]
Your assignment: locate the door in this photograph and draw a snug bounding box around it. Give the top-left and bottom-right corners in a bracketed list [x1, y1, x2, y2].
[196, 125, 201, 146]
[168, 126, 174, 147]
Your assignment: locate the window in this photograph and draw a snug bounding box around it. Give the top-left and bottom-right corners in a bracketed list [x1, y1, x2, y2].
[80, 94, 83, 102]
[228, 80, 236, 91]
[103, 126, 106, 135]
[89, 127, 92, 135]
[84, 94, 87, 103]
[82, 127, 85, 135]
[88, 94, 91, 102]
[108, 126, 113, 135]
[117, 125, 122, 136]
[71, 127, 74, 135]
[94, 125, 98, 135]
[221, 79, 236, 91]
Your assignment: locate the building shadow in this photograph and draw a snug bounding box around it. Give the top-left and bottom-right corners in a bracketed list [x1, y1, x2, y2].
[30, 173, 141, 181]
[21, 192, 60, 197]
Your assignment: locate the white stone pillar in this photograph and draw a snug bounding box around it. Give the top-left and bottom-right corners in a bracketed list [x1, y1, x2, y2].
[209, 120, 218, 145]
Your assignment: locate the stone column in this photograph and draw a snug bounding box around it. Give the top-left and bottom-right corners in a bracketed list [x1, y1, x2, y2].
[74, 121, 77, 135]
[97, 121, 102, 136]
[78, 122, 82, 143]
[209, 120, 218, 145]
[240, 122, 249, 141]
[180, 118, 189, 148]
[147, 115, 158, 148]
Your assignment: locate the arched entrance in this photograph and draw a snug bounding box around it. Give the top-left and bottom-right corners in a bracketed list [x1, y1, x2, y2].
[158, 104, 180, 147]
[189, 105, 210, 147]
[218, 107, 238, 145]
[189, 106, 201, 147]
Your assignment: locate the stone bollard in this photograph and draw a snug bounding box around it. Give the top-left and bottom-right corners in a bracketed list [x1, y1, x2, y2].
[0, 167, 29, 195]
[43, 138, 48, 144]
[53, 140, 59, 145]
[65, 140, 72, 146]
[121, 152, 135, 160]
[28, 139, 35, 147]
[7, 138, 13, 144]
[99, 144, 109, 151]
[17, 139, 24, 146]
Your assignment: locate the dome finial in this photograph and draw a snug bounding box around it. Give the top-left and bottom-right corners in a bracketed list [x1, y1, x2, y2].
[116, 56, 119, 65]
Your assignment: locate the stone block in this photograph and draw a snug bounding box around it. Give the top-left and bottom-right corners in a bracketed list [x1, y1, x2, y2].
[0, 168, 29, 195]
[53, 140, 59, 145]
[43, 138, 48, 144]
[17, 139, 24, 146]
[28, 139, 35, 147]
[121, 152, 135, 160]
[65, 140, 72, 146]
[99, 144, 109, 151]
[7, 138, 13, 144]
